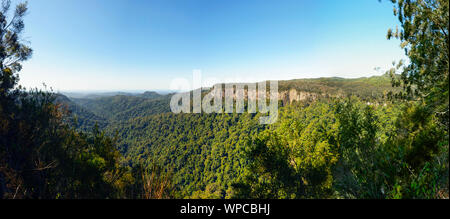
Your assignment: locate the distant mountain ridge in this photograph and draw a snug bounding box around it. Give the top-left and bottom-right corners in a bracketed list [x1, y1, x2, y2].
[61, 90, 170, 99]
[56, 75, 398, 131]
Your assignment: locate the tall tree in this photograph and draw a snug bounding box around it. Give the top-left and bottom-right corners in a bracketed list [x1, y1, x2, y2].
[0, 0, 32, 97]
[386, 0, 449, 127]
[0, 0, 32, 198]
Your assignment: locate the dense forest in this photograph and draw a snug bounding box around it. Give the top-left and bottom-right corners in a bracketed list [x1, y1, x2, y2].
[0, 0, 448, 199]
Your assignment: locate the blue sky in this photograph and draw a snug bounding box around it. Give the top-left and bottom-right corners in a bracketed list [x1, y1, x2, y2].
[19, 0, 406, 91]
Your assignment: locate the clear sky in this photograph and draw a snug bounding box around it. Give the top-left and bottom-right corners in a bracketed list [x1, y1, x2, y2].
[19, 0, 406, 91]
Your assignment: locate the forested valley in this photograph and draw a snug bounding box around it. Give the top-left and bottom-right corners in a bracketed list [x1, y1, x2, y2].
[0, 0, 448, 199]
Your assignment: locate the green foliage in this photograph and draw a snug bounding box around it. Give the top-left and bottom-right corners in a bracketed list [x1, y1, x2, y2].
[55, 94, 108, 131]
[334, 98, 400, 198]
[112, 112, 264, 198]
[72, 94, 171, 123]
[233, 101, 339, 199]
[54, 73, 447, 199]
[234, 97, 448, 199]
[0, 0, 32, 94]
[279, 75, 398, 101]
[383, 103, 449, 198]
[0, 89, 126, 198]
[124, 162, 175, 199]
[387, 0, 449, 127]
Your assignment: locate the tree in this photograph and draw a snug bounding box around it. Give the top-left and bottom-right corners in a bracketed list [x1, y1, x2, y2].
[386, 0, 449, 128]
[384, 0, 449, 198]
[0, 0, 32, 97]
[0, 0, 32, 199]
[232, 102, 339, 199]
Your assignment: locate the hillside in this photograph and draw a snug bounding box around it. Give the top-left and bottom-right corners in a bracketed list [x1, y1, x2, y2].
[54, 75, 420, 198]
[71, 94, 171, 123]
[277, 75, 397, 102]
[62, 75, 397, 129]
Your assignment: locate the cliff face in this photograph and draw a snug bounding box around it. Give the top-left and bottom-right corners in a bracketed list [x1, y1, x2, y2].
[242, 88, 329, 105]
[206, 86, 329, 106]
[199, 75, 397, 106]
[278, 89, 322, 104]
